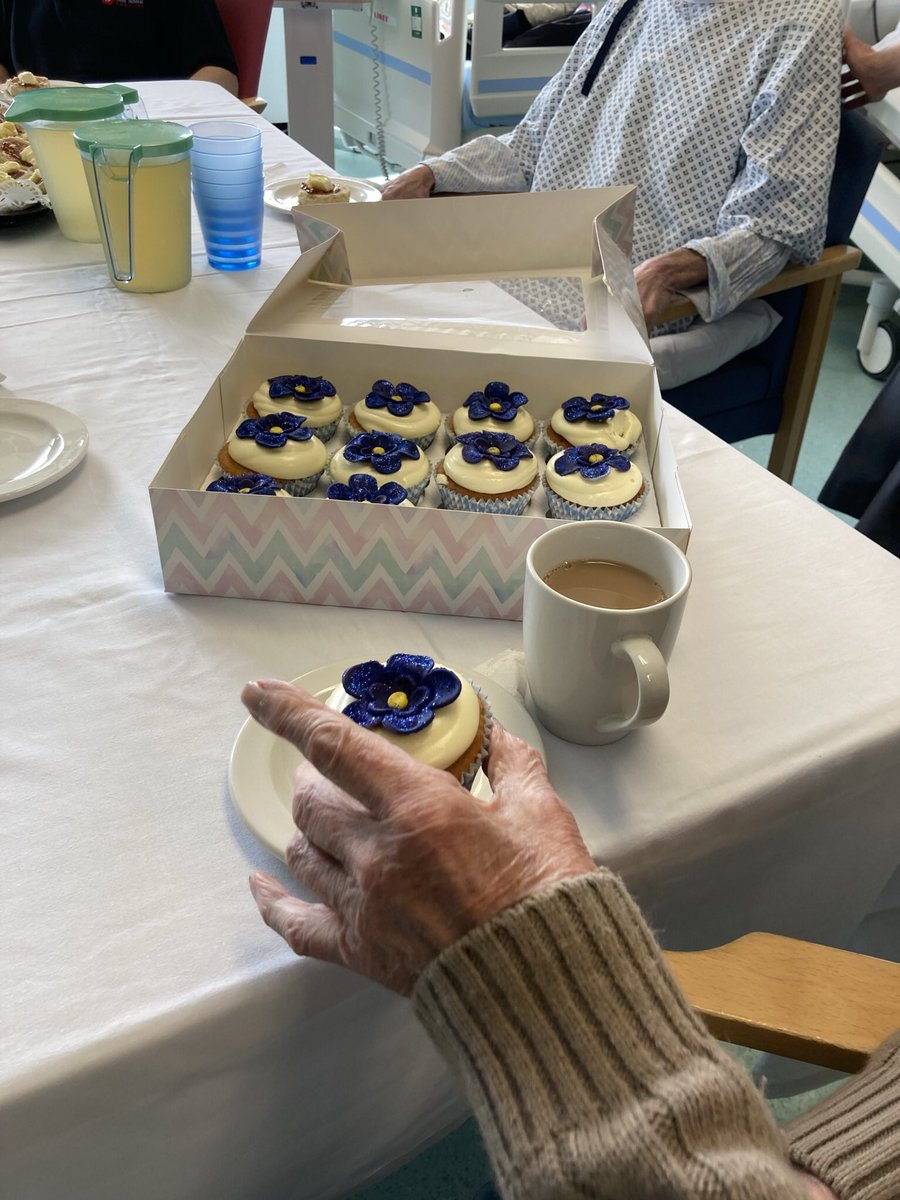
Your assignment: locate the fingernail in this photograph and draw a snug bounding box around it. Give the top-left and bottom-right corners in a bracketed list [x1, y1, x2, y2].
[241, 679, 284, 717]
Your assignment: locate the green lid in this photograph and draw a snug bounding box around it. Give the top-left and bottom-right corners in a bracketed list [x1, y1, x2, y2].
[74, 119, 193, 160]
[4, 86, 124, 123]
[93, 83, 141, 107]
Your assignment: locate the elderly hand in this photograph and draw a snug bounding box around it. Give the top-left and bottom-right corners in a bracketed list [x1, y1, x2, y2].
[241, 678, 596, 995]
[634, 246, 708, 327]
[380, 164, 436, 200]
[841, 29, 897, 108]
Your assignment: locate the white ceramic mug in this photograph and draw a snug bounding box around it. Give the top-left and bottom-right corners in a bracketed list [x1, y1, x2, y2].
[523, 521, 691, 745]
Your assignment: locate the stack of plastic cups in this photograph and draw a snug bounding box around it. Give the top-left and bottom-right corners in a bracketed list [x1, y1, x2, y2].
[190, 121, 263, 272]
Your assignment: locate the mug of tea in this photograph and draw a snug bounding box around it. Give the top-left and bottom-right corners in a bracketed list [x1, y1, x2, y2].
[523, 521, 691, 745]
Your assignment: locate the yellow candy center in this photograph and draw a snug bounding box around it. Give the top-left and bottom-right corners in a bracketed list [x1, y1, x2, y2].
[270, 426, 283, 434]
[589, 453, 603, 463]
[489, 402, 502, 412]
[590, 404, 603, 412]
[295, 385, 307, 394]
[488, 446, 501, 455]
[372, 446, 385, 455]
[239, 487, 252, 492]
[387, 691, 408, 709]
[392, 394, 402, 403]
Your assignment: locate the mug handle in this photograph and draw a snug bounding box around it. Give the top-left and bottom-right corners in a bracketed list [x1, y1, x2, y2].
[593, 634, 670, 736]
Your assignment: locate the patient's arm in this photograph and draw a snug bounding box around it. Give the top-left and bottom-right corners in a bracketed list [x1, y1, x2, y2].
[381, 164, 436, 200]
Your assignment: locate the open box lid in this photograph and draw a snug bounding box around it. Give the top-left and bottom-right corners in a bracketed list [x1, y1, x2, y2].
[248, 187, 652, 364]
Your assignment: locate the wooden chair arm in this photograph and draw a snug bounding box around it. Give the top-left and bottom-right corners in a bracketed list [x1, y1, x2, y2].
[241, 96, 268, 114]
[664, 932, 900, 1074]
[655, 245, 862, 326]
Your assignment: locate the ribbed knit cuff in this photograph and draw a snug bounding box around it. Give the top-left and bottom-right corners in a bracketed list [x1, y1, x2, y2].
[786, 1031, 900, 1200]
[413, 870, 809, 1200]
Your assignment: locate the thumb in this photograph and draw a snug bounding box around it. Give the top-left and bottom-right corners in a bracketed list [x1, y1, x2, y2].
[484, 722, 551, 794]
[242, 678, 320, 745]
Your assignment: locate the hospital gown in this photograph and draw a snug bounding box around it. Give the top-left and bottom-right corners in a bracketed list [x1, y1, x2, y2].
[426, 0, 842, 326]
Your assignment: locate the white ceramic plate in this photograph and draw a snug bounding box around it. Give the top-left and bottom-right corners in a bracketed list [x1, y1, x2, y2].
[264, 174, 383, 213]
[229, 661, 545, 860]
[0, 397, 88, 502]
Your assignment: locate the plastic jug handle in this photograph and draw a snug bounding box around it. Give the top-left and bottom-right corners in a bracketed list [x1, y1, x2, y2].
[91, 146, 136, 283]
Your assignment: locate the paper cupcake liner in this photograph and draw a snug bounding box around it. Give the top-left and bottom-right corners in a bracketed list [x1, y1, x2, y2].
[460, 682, 494, 791]
[546, 477, 650, 522]
[436, 477, 540, 517]
[283, 469, 325, 498]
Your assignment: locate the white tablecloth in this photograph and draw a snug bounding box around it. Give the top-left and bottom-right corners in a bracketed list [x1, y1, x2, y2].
[3, 81, 900, 1200]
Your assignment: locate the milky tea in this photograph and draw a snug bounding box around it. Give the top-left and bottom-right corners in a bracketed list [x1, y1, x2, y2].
[541, 558, 666, 610]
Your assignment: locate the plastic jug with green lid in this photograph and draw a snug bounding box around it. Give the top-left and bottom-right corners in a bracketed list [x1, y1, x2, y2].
[74, 119, 194, 293]
[5, 88, 125, 241]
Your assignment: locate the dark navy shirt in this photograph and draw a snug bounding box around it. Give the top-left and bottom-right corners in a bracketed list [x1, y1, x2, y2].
[1, 0, 236, 82]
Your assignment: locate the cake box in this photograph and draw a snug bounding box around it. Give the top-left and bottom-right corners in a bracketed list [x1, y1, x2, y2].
[149, 188, 690, 620]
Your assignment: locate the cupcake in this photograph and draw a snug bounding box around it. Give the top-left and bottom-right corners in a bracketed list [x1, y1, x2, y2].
[218, 412, 327, 497]
[326, 473, 413, 507]
[435, 432, 539, 516]
[328, 653, 491, 789]
[347, 378, 442, 450]
[206, 472, 289, 496]
[447, 380, 536, 446]
[247, 374, 342, 441]
[328, 431, 431, 504]
[545, 443, 649, 521]
[545, 393, 642, 456]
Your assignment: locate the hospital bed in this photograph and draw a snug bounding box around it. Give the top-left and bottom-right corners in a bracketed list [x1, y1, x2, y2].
[332, 0, 574, 169]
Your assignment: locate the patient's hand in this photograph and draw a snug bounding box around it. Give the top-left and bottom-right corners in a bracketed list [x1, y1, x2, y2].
[381, 164, 436, 200]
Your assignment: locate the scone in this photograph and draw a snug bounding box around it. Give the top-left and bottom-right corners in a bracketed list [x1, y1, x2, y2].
[297, 172, 350, 204]
[328, 653, 491, 789]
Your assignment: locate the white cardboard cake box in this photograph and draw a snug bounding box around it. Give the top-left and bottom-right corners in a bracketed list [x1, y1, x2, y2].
[150, 188, 690, 621]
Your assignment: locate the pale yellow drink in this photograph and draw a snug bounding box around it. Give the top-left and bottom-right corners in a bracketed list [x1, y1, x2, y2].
[29, 124, 101, 242]
[82, 153, 191, 293]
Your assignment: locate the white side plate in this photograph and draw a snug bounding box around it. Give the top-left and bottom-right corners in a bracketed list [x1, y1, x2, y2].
[264, 174, 383, 213]
[229, 662, 546, 860]
[0, 397, 89, 502]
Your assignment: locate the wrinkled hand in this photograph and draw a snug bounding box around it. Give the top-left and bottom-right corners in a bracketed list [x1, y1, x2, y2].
[380, 164, 436, 201]
[241, 678, 596, 995]
[633, 247, 707, 328]
[841, 29, 891, 109]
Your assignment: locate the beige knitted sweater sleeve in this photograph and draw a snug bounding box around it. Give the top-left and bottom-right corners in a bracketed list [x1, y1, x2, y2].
[412, 870, 841, 1200]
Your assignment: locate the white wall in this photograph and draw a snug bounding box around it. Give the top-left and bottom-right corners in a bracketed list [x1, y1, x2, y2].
[259, 6, 288, 125]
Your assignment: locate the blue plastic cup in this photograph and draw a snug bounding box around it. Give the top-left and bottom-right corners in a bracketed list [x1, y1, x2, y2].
[193, 176, 263, 271]
[191, 162, 262, 186]
[189, 121, 264, 269]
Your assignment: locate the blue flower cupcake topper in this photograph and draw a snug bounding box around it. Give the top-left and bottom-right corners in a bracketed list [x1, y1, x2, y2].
[341, 654, 462, 734]
[365, 379, 431, 417]
[327, 474, 409, 504]
[207, 472, 282, 495]
[562, 394, 630, 425]
[464, 381, 528, 423]
[554, 444, 632, 479]
[343, 431, 420, 474]
[457, 431, 533, 471]
[235, 412, 313, 447]
[267, 374, 336, 402]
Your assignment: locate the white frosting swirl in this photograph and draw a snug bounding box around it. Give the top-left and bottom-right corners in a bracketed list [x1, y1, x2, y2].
[549, 405, 642, 450]
[227, 431, 327, 478]
[353, 397, 442, 439]
[450, 406, 535, 442]
[438, 441, 537, 495]
[329, 445, 430, 489]
[252, 381, 342, 426]
[546, 450, 643, 507]
[327, 669, 481, 770]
